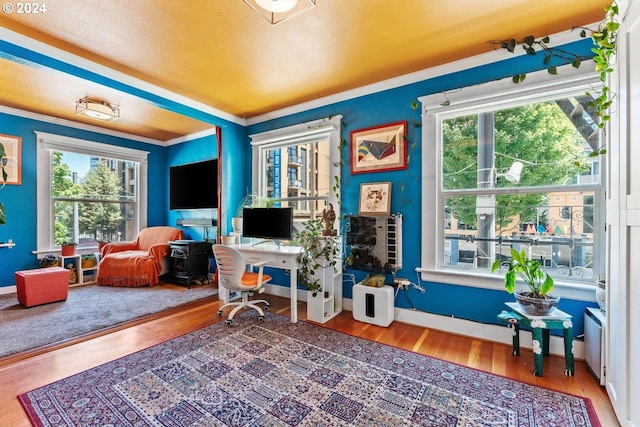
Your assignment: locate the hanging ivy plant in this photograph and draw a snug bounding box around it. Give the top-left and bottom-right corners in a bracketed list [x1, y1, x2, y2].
[490, 2, 619, 156]
[586, 2, 619, 137]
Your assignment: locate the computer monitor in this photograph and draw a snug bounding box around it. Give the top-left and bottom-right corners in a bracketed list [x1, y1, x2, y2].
[242, 207, 293, 246]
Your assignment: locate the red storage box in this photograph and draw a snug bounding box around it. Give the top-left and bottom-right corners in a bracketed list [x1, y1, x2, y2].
[15, 267, 70, 308]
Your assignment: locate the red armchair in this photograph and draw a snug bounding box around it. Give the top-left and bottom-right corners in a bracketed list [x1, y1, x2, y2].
[97, 226, 183, 287]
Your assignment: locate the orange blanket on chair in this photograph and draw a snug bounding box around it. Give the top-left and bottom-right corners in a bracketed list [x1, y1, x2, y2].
[97, 250, 162, 287]
[97, 226, 182, 287]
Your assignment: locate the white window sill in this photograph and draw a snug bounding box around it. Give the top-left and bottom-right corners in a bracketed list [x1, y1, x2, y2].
[416, 267, 597, 302]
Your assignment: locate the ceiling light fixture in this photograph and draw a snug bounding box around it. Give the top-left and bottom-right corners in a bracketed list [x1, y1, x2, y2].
[75, 97, 119, 121]
[243, 0, 316, 25]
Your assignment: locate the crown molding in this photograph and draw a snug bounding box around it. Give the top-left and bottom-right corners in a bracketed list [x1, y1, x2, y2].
[247, 26, 596, 125]
[0, 27, 245, 127]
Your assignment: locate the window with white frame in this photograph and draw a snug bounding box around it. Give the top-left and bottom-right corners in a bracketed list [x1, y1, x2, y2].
[35, 132, 148, 252]
[419, 67, 605, 293]
[249, 116, 341, 233]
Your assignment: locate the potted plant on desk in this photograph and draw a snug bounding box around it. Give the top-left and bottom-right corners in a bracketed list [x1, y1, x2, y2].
[232, 193, 276, 235]
[492, 248, 558, 316]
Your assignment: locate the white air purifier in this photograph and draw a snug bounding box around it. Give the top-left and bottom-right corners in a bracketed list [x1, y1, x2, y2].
[352, 284, 394, 327]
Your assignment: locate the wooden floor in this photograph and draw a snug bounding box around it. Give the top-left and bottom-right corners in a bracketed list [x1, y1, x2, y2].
[0, 294, 619, 426]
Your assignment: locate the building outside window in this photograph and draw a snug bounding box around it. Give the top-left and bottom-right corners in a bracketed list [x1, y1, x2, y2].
[420, 68, 604, 290]
[36, 132, 148, 252]
[249, 116, 342, 232]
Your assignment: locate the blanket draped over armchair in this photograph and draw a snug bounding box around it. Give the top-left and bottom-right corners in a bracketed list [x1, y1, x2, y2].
[97, 226, 184, 287]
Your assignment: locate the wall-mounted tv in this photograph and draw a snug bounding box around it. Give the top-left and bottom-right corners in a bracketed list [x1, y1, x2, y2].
[169, 159, 218, 210]
[242, 207, 293, 242]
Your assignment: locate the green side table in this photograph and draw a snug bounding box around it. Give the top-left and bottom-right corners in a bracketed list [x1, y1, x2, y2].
[498, 302, 574, 377]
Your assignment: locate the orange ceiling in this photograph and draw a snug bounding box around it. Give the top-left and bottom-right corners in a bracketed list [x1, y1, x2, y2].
[0, 0, 611, 143]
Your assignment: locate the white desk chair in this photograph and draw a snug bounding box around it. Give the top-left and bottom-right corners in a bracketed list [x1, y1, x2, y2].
[212, 244, 271, 325]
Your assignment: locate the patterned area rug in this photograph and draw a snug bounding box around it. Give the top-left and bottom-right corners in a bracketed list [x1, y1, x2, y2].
[19, 312, 600, 427]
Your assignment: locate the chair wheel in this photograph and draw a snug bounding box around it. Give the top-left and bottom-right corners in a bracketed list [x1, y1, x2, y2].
[224, 319, 233, 326]
[257, 316, 265, 322]
[217, 310, 223, 317]
[264, 304, 270, 311]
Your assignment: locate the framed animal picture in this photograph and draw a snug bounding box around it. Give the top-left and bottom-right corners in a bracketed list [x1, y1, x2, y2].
[350, 122, 407, 174]
[359, 182, 391, 215]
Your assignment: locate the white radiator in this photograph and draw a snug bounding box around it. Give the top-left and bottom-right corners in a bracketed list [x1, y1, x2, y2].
[584, 307, 606, 385]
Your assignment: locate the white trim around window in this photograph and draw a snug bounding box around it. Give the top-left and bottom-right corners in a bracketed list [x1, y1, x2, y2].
[417, 65, 604, 302]
[249, 115, 342, 212]
[35, 131, 149, 253]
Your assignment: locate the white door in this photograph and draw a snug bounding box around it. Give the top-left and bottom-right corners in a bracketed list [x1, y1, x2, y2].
[607, 0, 640, 425]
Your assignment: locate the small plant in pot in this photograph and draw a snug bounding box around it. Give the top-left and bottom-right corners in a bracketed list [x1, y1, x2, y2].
[232, 193, 276, 234]
[39, 254, 59, 268]
[60, 241, 77, 256]
[492, 248, 558, 316]
[294, 218, 341, 297]
[81, 254, 97, 268]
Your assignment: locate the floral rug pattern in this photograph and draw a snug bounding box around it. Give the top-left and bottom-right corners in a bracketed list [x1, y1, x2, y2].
[19, 312, 600, 426]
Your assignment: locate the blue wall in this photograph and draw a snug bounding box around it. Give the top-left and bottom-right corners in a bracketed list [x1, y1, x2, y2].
[0, 113, 168, 286]
[244, 39, 601, 334]
[0, 38, 600, 335]
[164, 121, 249, 242]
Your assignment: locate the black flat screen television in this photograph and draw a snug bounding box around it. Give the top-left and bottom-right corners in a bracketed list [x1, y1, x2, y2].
[169, 159, 218, 210]
[242, 207, 293, 242]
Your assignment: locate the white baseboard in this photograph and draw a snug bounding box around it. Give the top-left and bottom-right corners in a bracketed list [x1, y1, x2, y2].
[0, 285, 17, 295]
[343, 297, 584, 359]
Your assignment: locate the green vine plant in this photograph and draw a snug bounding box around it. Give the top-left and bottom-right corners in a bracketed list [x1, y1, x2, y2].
[293, 218, 341, 296]
[490, 2, 619, 156]
[398, 100, 421, 208]
[0, 142, 7, 225]
[331, 135, 347, 210]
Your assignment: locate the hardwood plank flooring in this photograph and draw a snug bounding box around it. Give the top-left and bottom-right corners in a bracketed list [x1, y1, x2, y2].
[0, 295, 619, 426]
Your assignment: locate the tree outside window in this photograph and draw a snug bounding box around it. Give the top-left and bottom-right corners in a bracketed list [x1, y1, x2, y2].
[441, 96, 601, 279]
[52, 151, 133, 246]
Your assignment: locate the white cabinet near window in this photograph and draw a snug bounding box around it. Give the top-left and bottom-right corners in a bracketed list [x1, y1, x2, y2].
[59, 252, 100, 286]
[306, 258, 342, 324]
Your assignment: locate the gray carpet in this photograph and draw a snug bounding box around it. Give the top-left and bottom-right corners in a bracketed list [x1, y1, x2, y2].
[0, 281, 217, 358]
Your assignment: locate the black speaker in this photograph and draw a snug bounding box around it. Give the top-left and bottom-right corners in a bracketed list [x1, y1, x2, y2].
[365, 293, 375, 318]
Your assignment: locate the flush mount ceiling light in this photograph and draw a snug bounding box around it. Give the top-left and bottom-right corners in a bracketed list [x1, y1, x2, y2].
[243, 0, 316, 25]
[75, 97, 119, 121]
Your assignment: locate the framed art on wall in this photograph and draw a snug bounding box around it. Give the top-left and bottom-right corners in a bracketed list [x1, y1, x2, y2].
[0, 134, 21, 185]
[359, 182, 391, 215]
[350, 121, 407, 174]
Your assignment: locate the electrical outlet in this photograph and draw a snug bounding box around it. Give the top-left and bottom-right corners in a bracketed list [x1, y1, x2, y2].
[394, 278, 410, 290]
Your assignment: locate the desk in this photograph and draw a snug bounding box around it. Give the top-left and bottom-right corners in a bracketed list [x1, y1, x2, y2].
[230, 243, 303, 323]
[498, 302, 574, 377]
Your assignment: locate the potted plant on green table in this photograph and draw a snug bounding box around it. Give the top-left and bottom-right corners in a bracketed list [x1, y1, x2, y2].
[294, 218, 341, 297]
[492, 248, 558, 316]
